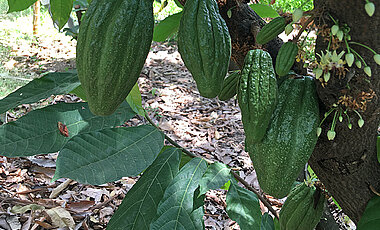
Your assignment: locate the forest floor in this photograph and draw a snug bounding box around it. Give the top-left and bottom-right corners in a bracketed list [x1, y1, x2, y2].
[0, 11, 356, 230]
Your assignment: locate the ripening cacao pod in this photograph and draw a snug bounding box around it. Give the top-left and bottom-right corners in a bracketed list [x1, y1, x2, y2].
[247, 76, 319, 198]
[279, 183, 326, 230]
[256, 17, 286, 45]
[218, 71, 240, 101]
[178, 0, 231, 98]
[275, 42, 298, 76]
[238, 49, 278, 144]
[76, 0, 154, 116]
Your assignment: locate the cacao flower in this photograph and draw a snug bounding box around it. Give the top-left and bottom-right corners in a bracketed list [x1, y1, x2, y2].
[315, 68, 323, 79]
[365, 2, 375, 17]
[374, 54, 380, 65]
[364, 66, 372, 77]
[355, 60, 362, 68]
[345, 53, 354, 67]
[339, 115, 343, 122]
[327, 130, 336, 140]
[358, 118, 364, 128]
[331, 25, 339, 35]
[324, 72, 331, 82]
[336, 30, 344, 41]
[292, 8, 303, 22]
[317, 127, 322, 137]
[348, 123, 352, 129]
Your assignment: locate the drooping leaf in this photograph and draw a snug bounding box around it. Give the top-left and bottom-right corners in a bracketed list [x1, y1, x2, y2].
[226, 181, 261, 230]
[126, 83, 145, 117]
[107, 147, 181, 230]
[357, 196, 380, 229]
[153, 11, 182, 42]
[0, 102, 135, 157]
[249, 4, 279, 18]
[0, 71, 80, 114]
[150, 157, 207, 230]
[54, 125, 164, 185]
[69, 85, 87, 101]
[199, 162, 231, 195]
[50, 0, 74, 30]
[7, 0, 37, 13]
[261, 213, 275, 230]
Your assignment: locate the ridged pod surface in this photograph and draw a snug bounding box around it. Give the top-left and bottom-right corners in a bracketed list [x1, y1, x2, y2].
[218, 71, 240, 101]
[178, 0, 231, 98]
[279, 183, 326, 230]
[238, 49, 278, 144]
[256, 17, 286, 45]
[275, 42, 299, 76]
[76, 0, 154, 116]
[248, 76, 319, 198]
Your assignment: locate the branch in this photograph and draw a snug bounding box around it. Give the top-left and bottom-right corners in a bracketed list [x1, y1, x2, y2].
[144, 111, 280, 220]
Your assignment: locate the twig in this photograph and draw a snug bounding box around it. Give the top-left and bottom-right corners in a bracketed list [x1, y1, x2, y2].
[294, 15, 315, 42]
[88, 192, 120, 212]
[144, 111, 279, 219]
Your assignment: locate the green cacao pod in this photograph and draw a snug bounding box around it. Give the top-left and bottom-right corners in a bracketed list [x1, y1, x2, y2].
[256, 17, 286, 45]
[238, 49, 278, 144]
[247, 76, 319, 198]
[218, 71, 240, 101]
[76, 0, 153, 116]
[275, 42, 299, 77]
[279, 183, 326, 230]
[178, 0, 231, 98]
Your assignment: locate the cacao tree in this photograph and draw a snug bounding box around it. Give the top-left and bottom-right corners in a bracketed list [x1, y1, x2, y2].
[1, 0, 379, 229]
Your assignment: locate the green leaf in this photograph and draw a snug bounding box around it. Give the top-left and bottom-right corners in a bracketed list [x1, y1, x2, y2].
[357, 196, 380, 229]
[7, 0, 37, 13]
[54, 125, 164, 185]
[126, 83, 145, 117]
[11, 204, 45, 214]
[249, 4, 279, 18]
[179, 152, 192, 169]
[174, 0, 183, 9]
[0, 71, 80, 114]
[50, 0, 74, 30]
[153, 11, 182, 42]
[226, 181, 261, 230]
[107, 147, 181, 230]
[69, 85, 87, 101]
[150, 157, 208, 230]
[261, 213, 275, 230]
[0, 102, 135, 157]
[199, 162, 231, 195]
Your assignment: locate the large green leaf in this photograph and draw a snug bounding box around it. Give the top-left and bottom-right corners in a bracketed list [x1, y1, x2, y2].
[199, 162, 231, 195]
[249, 4, 279, 18]
[54, 125, 164, 185]
[0, 102, 135, 157]
[126, 83, 145, 117]
[7, 0, 37, 12]
[357, 196, 380, 229]
[150, 157, 207, 230]
[226, 181, 261, 230]
[153, 11, 182, 42]
[0, 71, 80, 114]
[50, 0, 74, 30]
[261, 213, 275, 230]
[107, 147, 181, 230]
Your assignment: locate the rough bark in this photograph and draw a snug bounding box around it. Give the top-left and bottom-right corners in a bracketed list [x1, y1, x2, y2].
[309, 0, 380, 223]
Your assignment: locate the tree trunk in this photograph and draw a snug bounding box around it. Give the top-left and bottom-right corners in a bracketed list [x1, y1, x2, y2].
[179, 0, 380, 223]
[309, 0, 380, 223]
